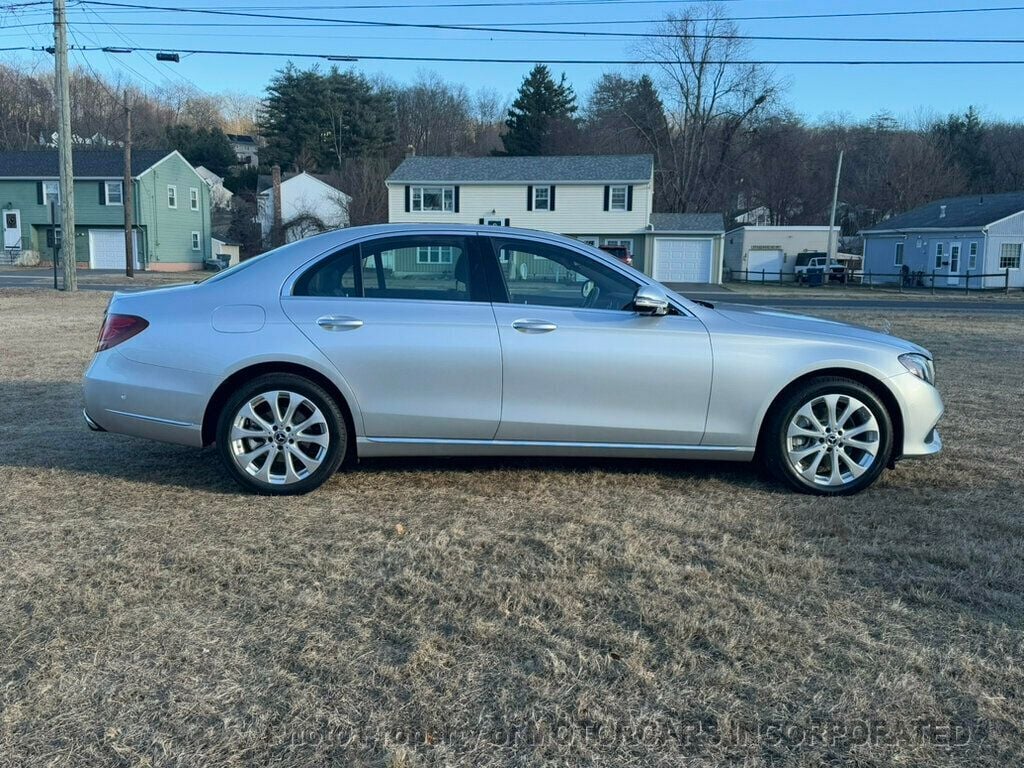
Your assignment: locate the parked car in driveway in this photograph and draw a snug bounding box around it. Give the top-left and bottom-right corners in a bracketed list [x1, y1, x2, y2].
[83, 224, 943, 496]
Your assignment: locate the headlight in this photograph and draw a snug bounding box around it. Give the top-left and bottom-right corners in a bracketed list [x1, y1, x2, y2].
[899, 353, 935, 386]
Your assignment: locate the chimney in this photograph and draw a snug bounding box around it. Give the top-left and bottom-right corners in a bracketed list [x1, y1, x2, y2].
[939, 205, 946, 219]
[405, 144, 416, 158]
[272, 164, 283, 247]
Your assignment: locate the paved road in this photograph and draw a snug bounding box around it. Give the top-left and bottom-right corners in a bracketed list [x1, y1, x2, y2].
[3, 269, 1022, 312]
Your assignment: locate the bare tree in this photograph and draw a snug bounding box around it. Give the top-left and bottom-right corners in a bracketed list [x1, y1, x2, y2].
[642, 3, 779, 212]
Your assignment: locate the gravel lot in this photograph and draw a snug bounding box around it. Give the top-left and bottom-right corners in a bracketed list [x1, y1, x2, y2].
[1, 289, 1022, 767]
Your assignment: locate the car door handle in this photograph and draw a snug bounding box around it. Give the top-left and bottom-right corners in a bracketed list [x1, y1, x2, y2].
[511, 319, 557, 334]
[317, 315, 363, 331]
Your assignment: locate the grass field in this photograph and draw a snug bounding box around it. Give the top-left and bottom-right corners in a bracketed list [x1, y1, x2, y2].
[1, 289, 1022, 767]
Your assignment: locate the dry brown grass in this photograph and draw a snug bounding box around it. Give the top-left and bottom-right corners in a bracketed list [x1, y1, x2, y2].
[1, 289, 1022, 767]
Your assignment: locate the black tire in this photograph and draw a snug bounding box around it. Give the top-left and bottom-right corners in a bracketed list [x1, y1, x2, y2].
[216, 373, 347, 495]
[761, 376, 893, 496]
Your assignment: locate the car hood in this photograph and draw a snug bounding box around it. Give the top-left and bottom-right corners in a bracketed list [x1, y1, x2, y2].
[708, 302, 929, 355]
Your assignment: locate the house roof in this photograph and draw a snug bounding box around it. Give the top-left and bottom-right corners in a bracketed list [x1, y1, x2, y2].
[862, 191, 1024, 232]
[0, 149, 173, 178]
[650, 212, 725, 233]
[256, 171, 350, 198]
[387, 154, 654, 184]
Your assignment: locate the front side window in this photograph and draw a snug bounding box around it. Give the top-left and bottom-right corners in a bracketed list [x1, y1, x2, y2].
[167, 185, 177, 209]
[42, 181, 60, 206]
[190, 187, 199, 211]
[191, 231, 201, 251]
[968, 242, 978, 270]
[411, 186, 454, 212]
[104, 181, 123, 206]
[486, 238, 639, 312]
[533, 186, 550, 211]
[609, 185, 628, 211]
[894, 242, 904, 266]
[293, 236, 478, 302]
[1000, 243, 1022, 269]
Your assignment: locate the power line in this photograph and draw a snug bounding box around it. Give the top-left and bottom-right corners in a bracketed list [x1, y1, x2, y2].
[24, 44, 1024, 65]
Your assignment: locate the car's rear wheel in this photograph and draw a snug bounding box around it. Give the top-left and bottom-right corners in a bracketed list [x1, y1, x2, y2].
[216, 373, 347, 495]
[763, 377, 893, 496]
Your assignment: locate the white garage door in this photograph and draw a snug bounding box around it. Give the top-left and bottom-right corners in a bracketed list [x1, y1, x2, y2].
[89, 229, 140, 270]
[746, 249, 784, 280]
[653, 238, 713, 283]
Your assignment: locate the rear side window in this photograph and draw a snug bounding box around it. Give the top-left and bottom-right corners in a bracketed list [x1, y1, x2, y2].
[293, 235, 482, 302]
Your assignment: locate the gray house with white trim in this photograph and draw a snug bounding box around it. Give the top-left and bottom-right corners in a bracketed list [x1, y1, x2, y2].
[861, 192, 1024, 289]
[386, 155, 726, 283]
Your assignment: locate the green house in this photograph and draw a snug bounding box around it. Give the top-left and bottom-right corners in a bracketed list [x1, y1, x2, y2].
[0, 149, 212, 270]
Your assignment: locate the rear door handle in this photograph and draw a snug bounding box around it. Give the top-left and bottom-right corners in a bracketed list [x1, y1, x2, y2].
[317, 315, 363, 331]
[511, 319, 557, 334]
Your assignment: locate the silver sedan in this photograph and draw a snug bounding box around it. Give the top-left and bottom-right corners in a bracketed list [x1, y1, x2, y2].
[83, 224, 943, 495]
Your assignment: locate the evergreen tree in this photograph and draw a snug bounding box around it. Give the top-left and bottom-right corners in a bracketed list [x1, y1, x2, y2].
[502, 64, 578, 156]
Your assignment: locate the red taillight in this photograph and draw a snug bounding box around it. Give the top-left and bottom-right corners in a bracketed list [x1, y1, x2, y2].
[96, 313, 149, 352]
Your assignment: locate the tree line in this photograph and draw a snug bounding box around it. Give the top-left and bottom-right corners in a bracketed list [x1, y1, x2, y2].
[2, 3, 1024, 236]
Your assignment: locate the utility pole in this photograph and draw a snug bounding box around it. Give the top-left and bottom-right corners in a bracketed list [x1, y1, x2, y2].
[123, 95, 134, 277]
[53, 0, 76, 291]
[825, 149, 844, 270]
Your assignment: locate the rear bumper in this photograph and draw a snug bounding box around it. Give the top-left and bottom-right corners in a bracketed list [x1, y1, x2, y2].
[83, 349, 215, 447]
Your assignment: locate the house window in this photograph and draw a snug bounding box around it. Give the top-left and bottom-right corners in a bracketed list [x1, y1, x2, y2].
[42, 181, 60, 206]
[411, 186, 454, 212]
[934, 242, 944, 269]
[191, 231, 201, 251]
[968, 242, 978, 270]
[894, 242, 904, 266]
[533, 186, 551, 211]
[167, 185, 177, 209]
[104, 181, 123, 206]
[416, 245, 454, 264]
[189, 187, 199, 211]
[999, 243, 1022, 269]
[609, 185, 628, 211]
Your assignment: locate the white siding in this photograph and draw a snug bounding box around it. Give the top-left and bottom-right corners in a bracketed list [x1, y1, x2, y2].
[387, 182, 651, 235]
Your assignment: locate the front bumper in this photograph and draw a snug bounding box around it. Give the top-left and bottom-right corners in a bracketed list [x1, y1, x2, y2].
[83, 348, 215, 447]
[887, 371, 944, 459]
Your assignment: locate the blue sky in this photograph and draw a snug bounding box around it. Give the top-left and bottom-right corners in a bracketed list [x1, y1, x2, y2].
[2, 0, 1021, 121]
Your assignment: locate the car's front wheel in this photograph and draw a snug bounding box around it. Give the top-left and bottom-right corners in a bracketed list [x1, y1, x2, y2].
[763, 377, 893, 495]
[216, 373, 347, 495]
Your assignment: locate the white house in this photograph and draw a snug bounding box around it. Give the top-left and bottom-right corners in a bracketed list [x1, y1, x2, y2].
[724, 225, 840, 280]
[257, 171, 351, 244]
[194, 165, 234, 210]
[385, 154, 726, 283]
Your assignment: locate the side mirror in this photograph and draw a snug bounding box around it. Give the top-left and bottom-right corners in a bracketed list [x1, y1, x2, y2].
[633, 284, 669, 316]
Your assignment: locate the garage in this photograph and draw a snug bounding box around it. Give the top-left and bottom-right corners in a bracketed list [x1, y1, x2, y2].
[652, 238, 713, 283]
[746, 248, 784, 280]
[89, 229, 141, 270]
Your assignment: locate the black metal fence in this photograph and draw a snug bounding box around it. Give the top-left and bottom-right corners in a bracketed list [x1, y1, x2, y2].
[728, 267, 1020, 294]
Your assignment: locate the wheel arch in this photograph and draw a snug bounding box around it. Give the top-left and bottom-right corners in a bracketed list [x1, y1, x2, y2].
[754, 367, 904, 464]
[201, 361, 358, 456]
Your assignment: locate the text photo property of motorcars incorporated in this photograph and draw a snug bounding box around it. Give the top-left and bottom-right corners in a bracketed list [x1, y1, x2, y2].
[82, 224, 944, 496]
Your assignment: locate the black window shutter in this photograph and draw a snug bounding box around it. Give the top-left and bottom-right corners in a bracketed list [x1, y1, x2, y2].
[454, 186, 460, 212]
[526, 185, 533, 211]
[504, 218, 510, 227]
[549, 186, 556, 211]
[627, 185, 634, 211]
[479, 217, 485, 225]
[99, 182, 106, 205]
[603, 186, 610, 211]
[404, 185, 410, 212]
[37, 182, 44, 205]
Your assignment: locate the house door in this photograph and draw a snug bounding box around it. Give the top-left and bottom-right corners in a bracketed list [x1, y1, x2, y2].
[3, 210, 21, 250]
[947, 242, 961, 286]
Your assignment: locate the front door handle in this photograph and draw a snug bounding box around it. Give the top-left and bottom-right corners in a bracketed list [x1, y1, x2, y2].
[511, 319, 557, 334]
[317, 315, 363, 331]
